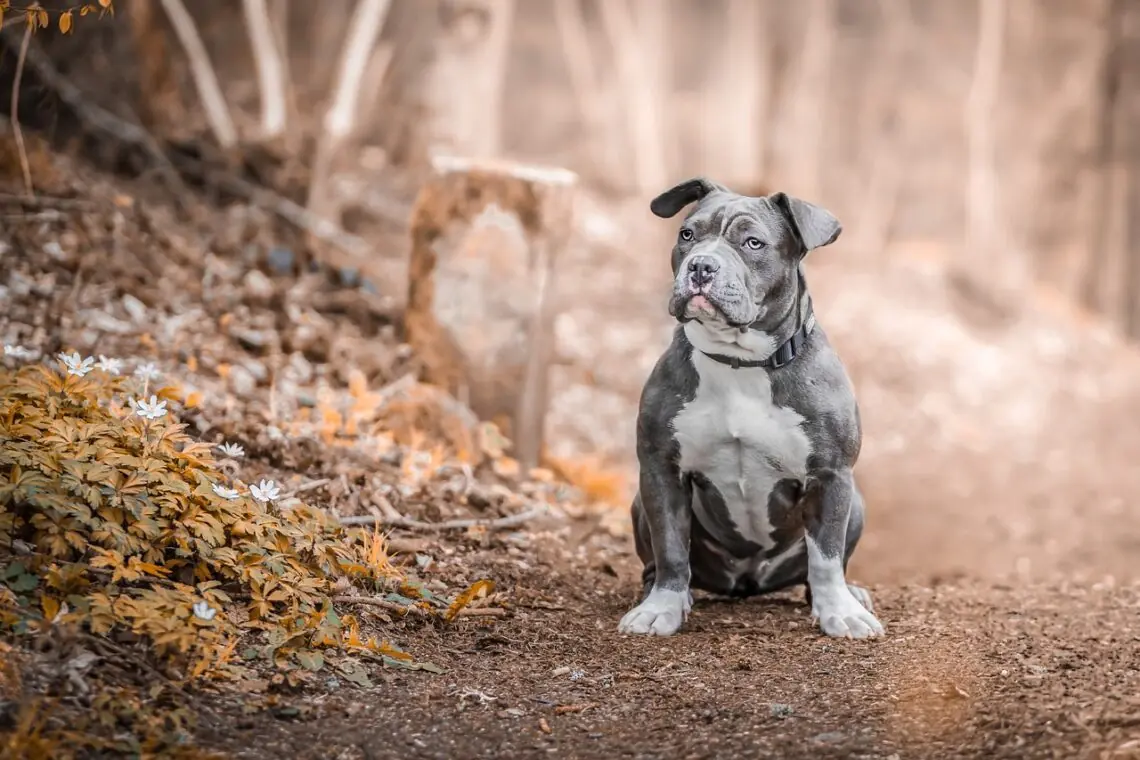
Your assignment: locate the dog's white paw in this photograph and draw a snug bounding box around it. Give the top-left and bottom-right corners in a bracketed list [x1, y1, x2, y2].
[847, 583, 874, 613]
[618, 588, 691, 636]
[811, 584, 883, 639]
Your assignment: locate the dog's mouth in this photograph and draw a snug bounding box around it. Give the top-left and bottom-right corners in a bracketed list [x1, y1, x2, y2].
[671, 289, 726, 323]
[683, 293, 720, 320]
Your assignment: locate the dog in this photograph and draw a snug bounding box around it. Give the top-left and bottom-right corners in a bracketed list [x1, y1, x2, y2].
[618, 177, 883, 640]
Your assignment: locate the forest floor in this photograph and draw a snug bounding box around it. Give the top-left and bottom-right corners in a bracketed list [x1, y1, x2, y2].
[2, 149, 1140, 760]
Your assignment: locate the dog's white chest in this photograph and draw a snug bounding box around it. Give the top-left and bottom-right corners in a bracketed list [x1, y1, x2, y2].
[672, 355, 812, 546]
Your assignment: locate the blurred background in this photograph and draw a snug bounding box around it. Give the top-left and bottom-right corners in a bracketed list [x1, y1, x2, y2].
[3, 0, 1140, 588]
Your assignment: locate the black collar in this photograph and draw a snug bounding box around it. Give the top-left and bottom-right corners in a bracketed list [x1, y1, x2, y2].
[700, 308, 816, 370]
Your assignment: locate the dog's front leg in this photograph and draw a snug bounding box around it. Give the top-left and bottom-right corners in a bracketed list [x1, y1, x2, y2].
[618, 464, 692, 636]
[802, 468, 884, 639]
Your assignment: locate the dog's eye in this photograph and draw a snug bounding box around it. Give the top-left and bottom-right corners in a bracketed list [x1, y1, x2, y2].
[744, 237, 765, 250]
[679, 228, 694, 242]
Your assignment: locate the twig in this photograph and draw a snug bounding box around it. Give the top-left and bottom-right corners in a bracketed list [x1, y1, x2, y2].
[0, 193, 95, 209]
[158, 0, 239, 150]
[80, 634, 191, 699]
[176, 157, 373, 260]
[336, 504, 549, 531]
[332, 595, 429, 616]
[332, 595, 507, 618]
[11, 21, 34, 198]
[285, 477, 331, 498]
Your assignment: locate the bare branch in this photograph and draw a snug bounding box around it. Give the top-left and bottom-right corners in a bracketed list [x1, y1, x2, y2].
[336, 504, 550, 531]
[324, 0, 392, 141]
[964, 0, 1007, 256]
[10, 22, 33, 198]
[158, 0, 239, 150]
[242, 0, 289, 140]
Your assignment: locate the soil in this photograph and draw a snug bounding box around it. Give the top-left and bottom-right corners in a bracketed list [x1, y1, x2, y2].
[3, 149, 1140, 760]
[192, 537, 1140, 760]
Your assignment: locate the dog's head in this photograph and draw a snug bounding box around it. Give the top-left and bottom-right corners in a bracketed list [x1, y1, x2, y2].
[651, 177, 842, 329]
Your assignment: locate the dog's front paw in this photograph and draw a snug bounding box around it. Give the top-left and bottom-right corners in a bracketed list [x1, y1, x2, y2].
[618, 588, 691, 636]
[810, 584, 884, 639]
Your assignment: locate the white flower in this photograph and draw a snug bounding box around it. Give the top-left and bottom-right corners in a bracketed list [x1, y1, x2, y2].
[250, 479, 281, 504]
[192, 600, 217, 621]
[129, 395, 168, 421]
[134, 362, 161, 382]
[216, 442, 245, 459]
[212, 483, 240, 500]
[95, 355, 123, 375]
[3, 344, 38, 361]
[58, 351, 95, 377]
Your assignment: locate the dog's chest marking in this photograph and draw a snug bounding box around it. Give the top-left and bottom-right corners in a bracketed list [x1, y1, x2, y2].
[672, 353, 812, 548]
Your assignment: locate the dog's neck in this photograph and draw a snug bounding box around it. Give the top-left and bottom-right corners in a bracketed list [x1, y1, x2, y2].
[685, 268, 813, 363]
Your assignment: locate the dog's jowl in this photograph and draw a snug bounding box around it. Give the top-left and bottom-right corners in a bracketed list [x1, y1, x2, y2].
[619, 177, 884, 640]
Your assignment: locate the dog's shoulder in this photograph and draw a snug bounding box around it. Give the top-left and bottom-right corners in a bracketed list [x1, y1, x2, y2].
[635, 326, 697, 454]
[771, 324, 862, 466]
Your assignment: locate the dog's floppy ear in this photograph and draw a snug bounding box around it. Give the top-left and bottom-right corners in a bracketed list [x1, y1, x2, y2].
[650, 177, 723, 219]
[771, 192, 842, 255]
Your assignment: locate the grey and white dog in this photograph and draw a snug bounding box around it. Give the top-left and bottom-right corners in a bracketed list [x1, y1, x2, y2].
[619, 177, 884, 640]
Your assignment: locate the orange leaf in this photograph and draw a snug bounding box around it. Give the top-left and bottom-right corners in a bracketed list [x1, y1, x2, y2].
[59, 11, 72, 33]
[444, 579, 495, 622]
[41, 596, 60, 623]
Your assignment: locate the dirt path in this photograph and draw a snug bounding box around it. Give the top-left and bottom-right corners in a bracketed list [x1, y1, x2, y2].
[192, 532, 1140, 760]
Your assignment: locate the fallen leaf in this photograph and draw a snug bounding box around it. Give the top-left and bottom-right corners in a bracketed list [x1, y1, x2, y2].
[237, 679, 271, 693]
[336, 661, 373, 688]
[445, 579, 495, 622]
[295, 650, 324, 672]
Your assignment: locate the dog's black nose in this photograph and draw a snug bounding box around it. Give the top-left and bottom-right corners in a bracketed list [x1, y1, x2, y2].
[687, 255, 719, 287]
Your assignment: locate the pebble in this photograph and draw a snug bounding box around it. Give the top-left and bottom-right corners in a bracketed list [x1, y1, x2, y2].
[266, 247, 295, 274]
[769, 703, 794, 718]
[122, 294, 148, 323]
[243, 269, 275, 301]
[241, 359, 268, 382]
[228, 364, 258, 396]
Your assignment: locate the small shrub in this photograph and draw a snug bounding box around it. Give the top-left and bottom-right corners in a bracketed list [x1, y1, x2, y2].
[0, 350, 483, 685]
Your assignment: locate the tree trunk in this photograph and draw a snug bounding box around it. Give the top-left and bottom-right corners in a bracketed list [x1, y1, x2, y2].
[767, 0, 835, 198]
[701, 0, 770, 191]
[598, 0, 671, 196]
[404, 155, 578, 470]
[424, 0, 517, 159]
[1082, 0, 1126, 320]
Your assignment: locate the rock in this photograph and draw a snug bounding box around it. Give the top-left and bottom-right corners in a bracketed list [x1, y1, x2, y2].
[266, 247, 295, 274]
[244, 269, 275, 301]
[122, 294, 148, 323]
[43, 241, 67, 261]
[338, 267, 361, 287]
[228, 364, 258, 396]
[241, 359, 268, 383]
[231, 328, 274, 352]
